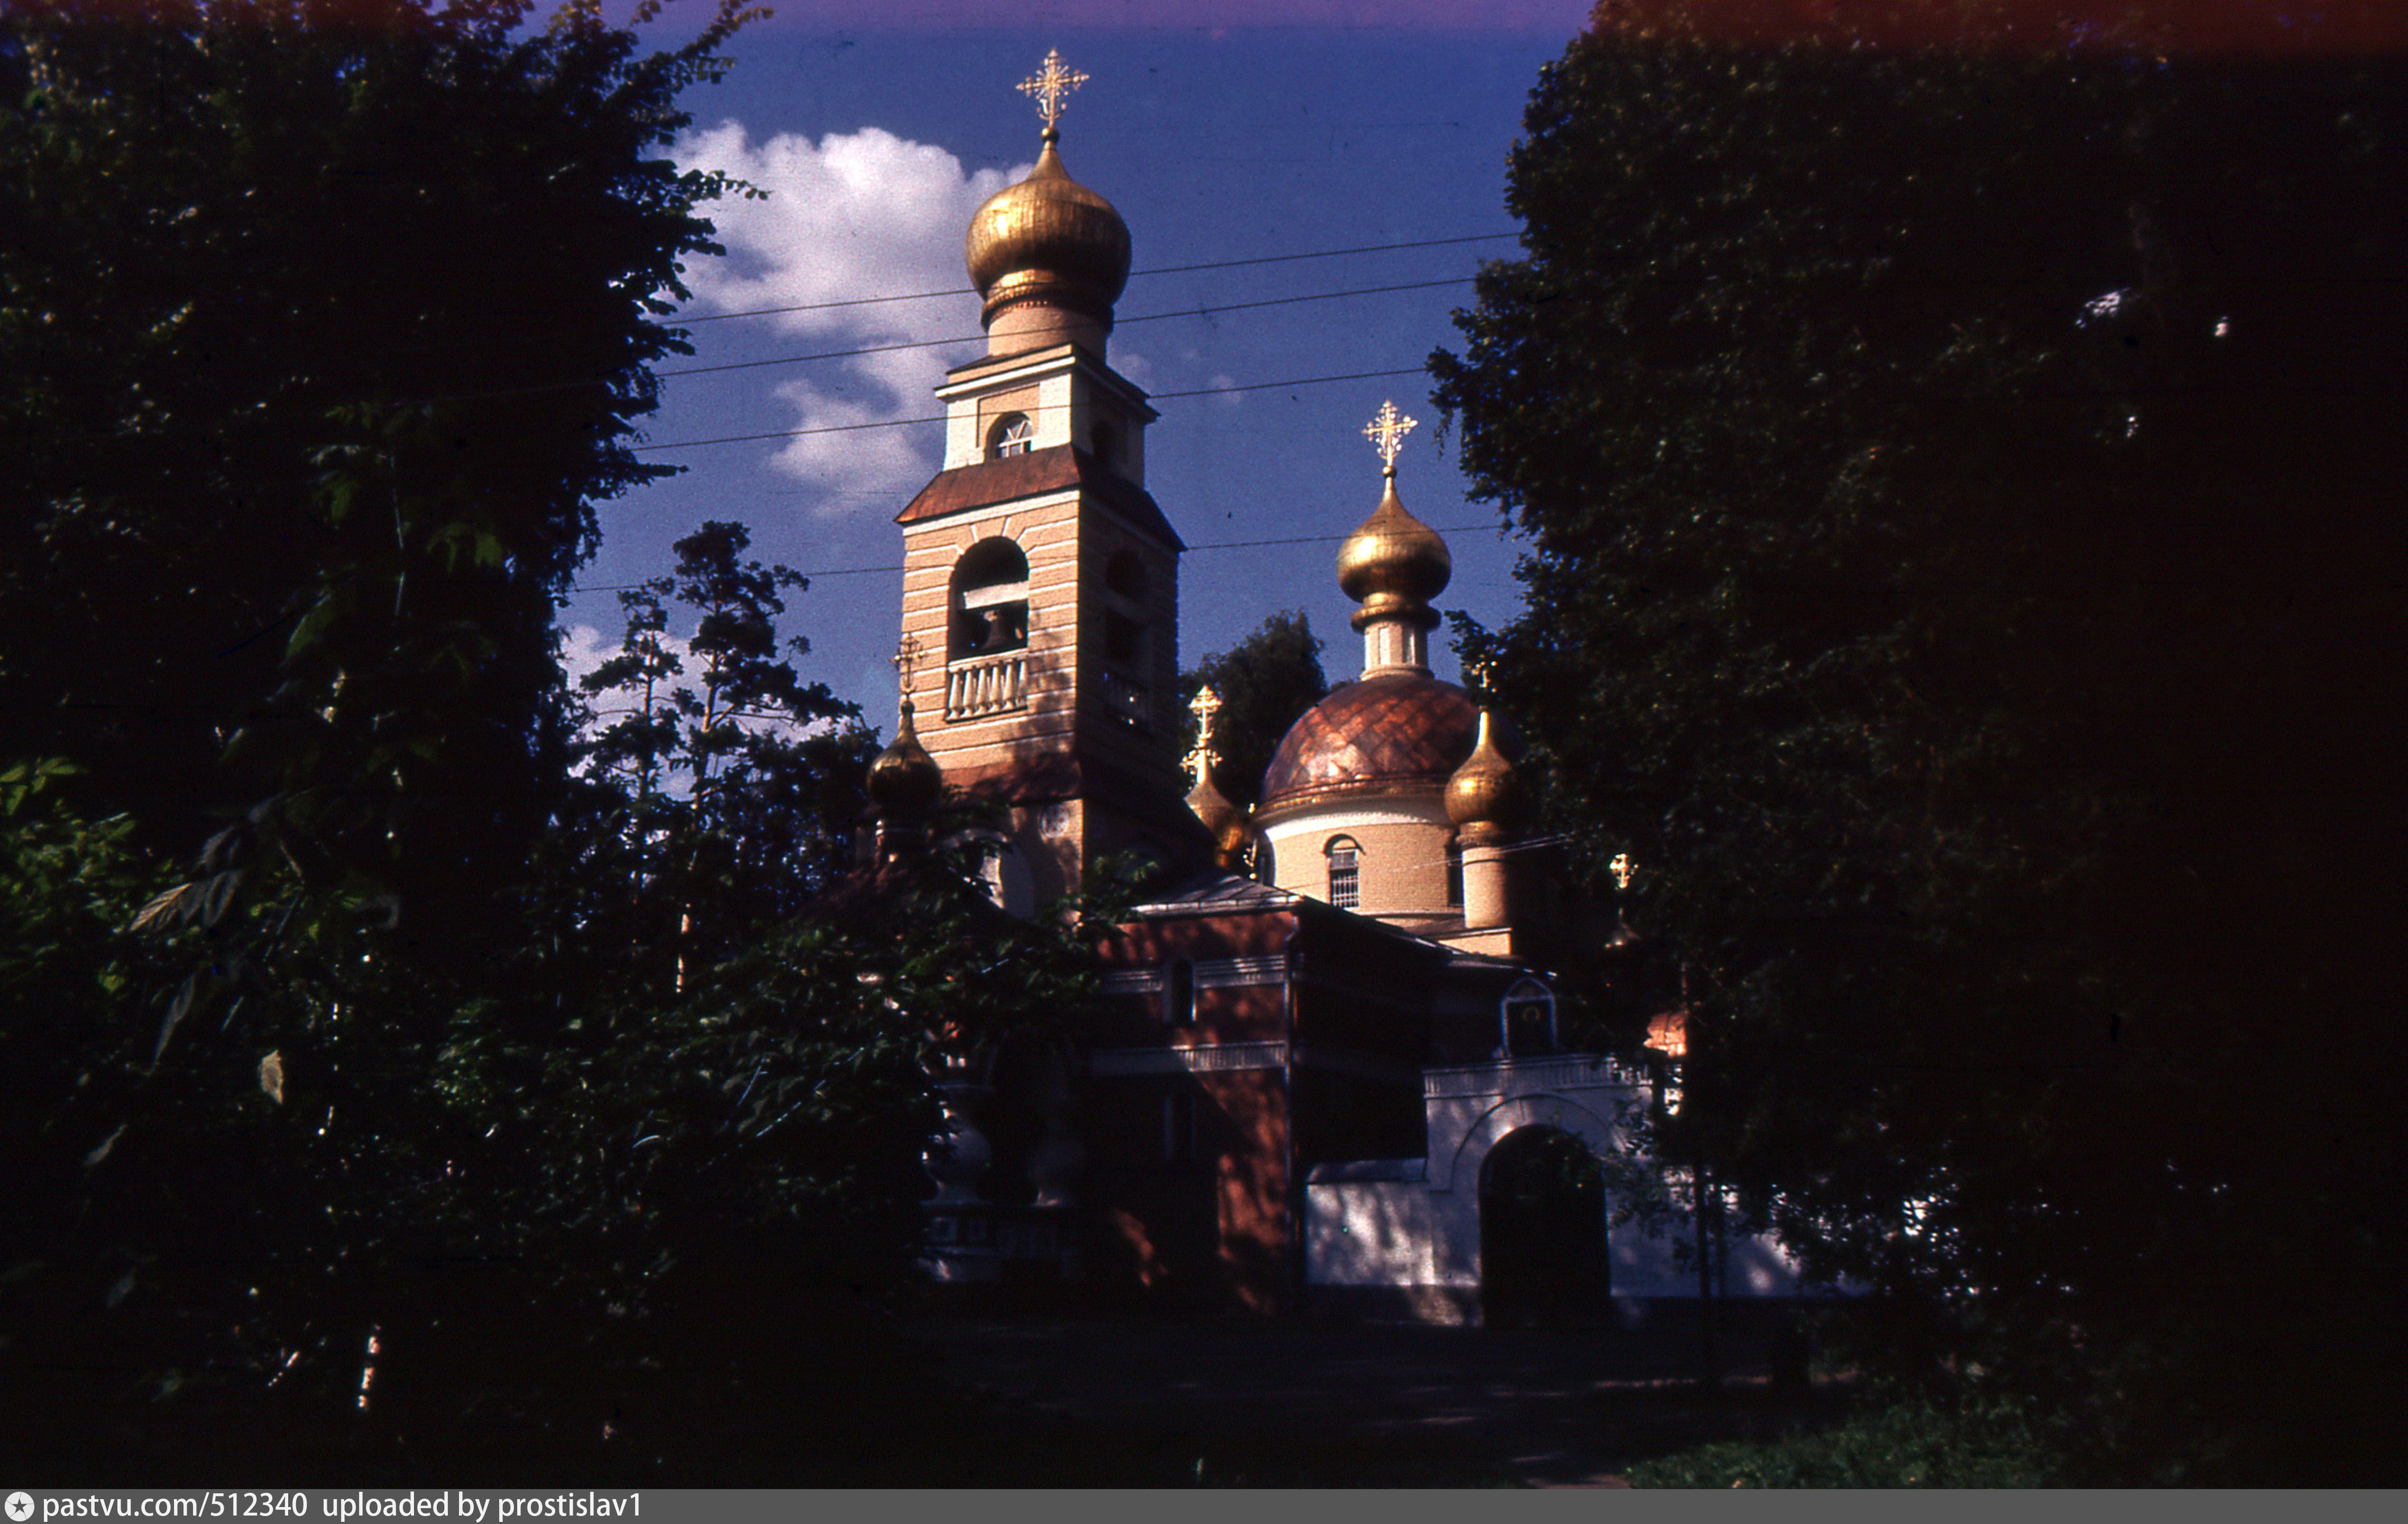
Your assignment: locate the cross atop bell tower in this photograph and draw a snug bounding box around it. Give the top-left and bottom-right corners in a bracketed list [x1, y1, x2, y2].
[889, 56, 1202, 904]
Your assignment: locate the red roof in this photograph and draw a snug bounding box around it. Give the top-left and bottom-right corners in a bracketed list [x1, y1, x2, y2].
[896, 443, 1184, 551]
[1257, 671, 1506, 813]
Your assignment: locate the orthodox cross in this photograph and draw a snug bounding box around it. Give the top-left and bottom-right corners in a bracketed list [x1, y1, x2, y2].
[892, 632, 924, 716]
[1610, 852, 1635, 891]
[1362, 399, 1417, 476]
[1017, 49, 1088, 139]
[1186, 685, 1224, 787]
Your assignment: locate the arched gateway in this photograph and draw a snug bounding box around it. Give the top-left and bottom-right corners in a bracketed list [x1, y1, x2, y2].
[1478, 1124, 1607, 1327]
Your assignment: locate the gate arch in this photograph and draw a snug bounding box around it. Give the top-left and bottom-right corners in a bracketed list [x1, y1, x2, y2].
[1437, 1091, 1621, 1193]
[1479, 1125, 1607, 1326]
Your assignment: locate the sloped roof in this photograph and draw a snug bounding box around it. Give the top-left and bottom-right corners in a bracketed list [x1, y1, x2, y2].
[896, 443, 1184, 552]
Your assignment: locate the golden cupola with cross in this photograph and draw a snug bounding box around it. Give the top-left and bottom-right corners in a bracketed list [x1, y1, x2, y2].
[1252, 402, 1529, 943]
[889, 51, 1201, 905]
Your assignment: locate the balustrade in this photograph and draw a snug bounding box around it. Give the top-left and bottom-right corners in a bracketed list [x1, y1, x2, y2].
[944, 651, 1028, 720]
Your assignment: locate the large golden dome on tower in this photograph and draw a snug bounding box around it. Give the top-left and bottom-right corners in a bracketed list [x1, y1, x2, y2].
[964, 139, 1132, 330]
[1335, 478, 1453, 630]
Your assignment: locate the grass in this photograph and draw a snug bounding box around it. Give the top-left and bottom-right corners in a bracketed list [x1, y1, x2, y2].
[1624, 1400, 2058, 1488]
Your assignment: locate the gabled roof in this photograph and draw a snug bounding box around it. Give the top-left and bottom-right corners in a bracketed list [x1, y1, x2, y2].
[1133, 869, 1300, 917]
[896, 443, 1185, 552]
[1129, 868, 1545, 976]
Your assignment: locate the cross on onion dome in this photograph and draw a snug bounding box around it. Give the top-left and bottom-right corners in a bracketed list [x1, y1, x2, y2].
[1017, 49, 1089, 139]
[1186, 685, 1225, 786]
[1362, 399, 1417, 476]
[892, 632, 924, 713]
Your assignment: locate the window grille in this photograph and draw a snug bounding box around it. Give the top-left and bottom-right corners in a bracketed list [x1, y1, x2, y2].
[1327, 842, 1360, 910]
[989, 413, 1034, 457]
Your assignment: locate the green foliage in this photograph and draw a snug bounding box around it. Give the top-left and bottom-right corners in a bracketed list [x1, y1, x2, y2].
[577, 519, 874, 980]
[2, 0, 752, 916]
[0, 2, 1108, 1466]
[1175, 609, 1329, 807]
[1433, 13, 2407, 1484]
[1628, 1402, 2058, 1490]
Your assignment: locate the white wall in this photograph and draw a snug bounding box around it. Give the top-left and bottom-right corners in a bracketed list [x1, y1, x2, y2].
[1303, 1054, 1804, 1309]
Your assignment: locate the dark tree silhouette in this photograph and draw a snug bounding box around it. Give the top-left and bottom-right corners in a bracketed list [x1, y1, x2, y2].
[1433, 3, 2407, 1483]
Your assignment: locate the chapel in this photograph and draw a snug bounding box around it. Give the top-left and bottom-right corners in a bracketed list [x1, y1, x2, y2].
[857, 53, 1800, 1323]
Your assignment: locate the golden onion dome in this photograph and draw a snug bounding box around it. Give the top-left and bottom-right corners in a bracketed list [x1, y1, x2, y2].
[1185, 773, 1252, 870]
[964, 136, 1132, 330]
[867, 703, 943, 817]
[1444, 710, 1524, 842]
[1336, 475, 1453, 630]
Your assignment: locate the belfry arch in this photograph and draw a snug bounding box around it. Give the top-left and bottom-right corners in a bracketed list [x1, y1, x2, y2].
[950, 536, 1031, 662]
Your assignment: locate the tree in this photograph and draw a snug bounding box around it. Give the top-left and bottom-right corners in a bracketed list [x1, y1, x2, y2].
[1175, 610, 1329, 809]
[1432, 2, 2407, 1483]
[0, 0, 766, 1458]
[2, 0, 752, 925]
[580, 519, 874, 986]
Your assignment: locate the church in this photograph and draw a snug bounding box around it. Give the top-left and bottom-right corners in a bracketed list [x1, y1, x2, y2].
[858, 53, 1799, 1324]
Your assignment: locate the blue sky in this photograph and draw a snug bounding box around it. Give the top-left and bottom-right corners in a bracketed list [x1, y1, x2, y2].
[563, 2, 1595, 723]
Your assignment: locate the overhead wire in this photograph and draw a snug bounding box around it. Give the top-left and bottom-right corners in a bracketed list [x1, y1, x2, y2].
[671, 232, 1519, 324]
[631, 365, 1435, 453]
[651, 276, 1475, 381]
[567, 522, 1509, 593]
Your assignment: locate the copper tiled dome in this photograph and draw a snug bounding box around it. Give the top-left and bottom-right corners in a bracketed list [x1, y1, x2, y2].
[1258, 672, 1516, 814]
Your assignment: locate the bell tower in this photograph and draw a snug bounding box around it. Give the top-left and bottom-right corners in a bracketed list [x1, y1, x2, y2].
[893, 52, 1199, 904]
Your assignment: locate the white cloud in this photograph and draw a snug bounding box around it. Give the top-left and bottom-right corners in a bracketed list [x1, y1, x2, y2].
[559, 621, 639, 694]
[676, 123, 1025, 506]
[561, 620, 695, 740]
[561, 621, 821, 775]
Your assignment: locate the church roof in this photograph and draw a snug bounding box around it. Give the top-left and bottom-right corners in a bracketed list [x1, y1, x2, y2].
[897, 442, 1184, 552]
[1133, 869, 1300, 917]
[1256, 671, 1505, 816]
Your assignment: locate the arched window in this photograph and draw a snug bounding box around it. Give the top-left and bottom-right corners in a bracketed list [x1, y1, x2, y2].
[949, 537, 1030, 661]
[988, 412, 1034, 458]
[1163, 958, 1196, 1026]
[1446, 838, 1465, 908]
[1499, 977, 1559, 1058]
[1325, 836, 1361, 910]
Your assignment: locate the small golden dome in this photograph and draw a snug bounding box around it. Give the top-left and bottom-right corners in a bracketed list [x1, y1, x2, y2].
[1336, 475, 1452, 631]
[1445, 710, 1523, 842]
[1185, 774, 1252, 870]
[867, 703, 943, 816]
[964, 137, 1131, 331]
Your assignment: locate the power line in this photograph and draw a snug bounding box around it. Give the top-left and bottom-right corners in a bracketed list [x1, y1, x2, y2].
[404, 274, 1478, 407]
[566, 523, 1506, 593]
[652, 277, 1474, 382]
[673, 233, 1520, 325]
[630, 365, 1434, 453]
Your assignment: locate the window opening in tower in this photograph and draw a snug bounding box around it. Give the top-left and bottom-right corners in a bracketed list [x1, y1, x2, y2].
[989, 412, 1035, 458]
